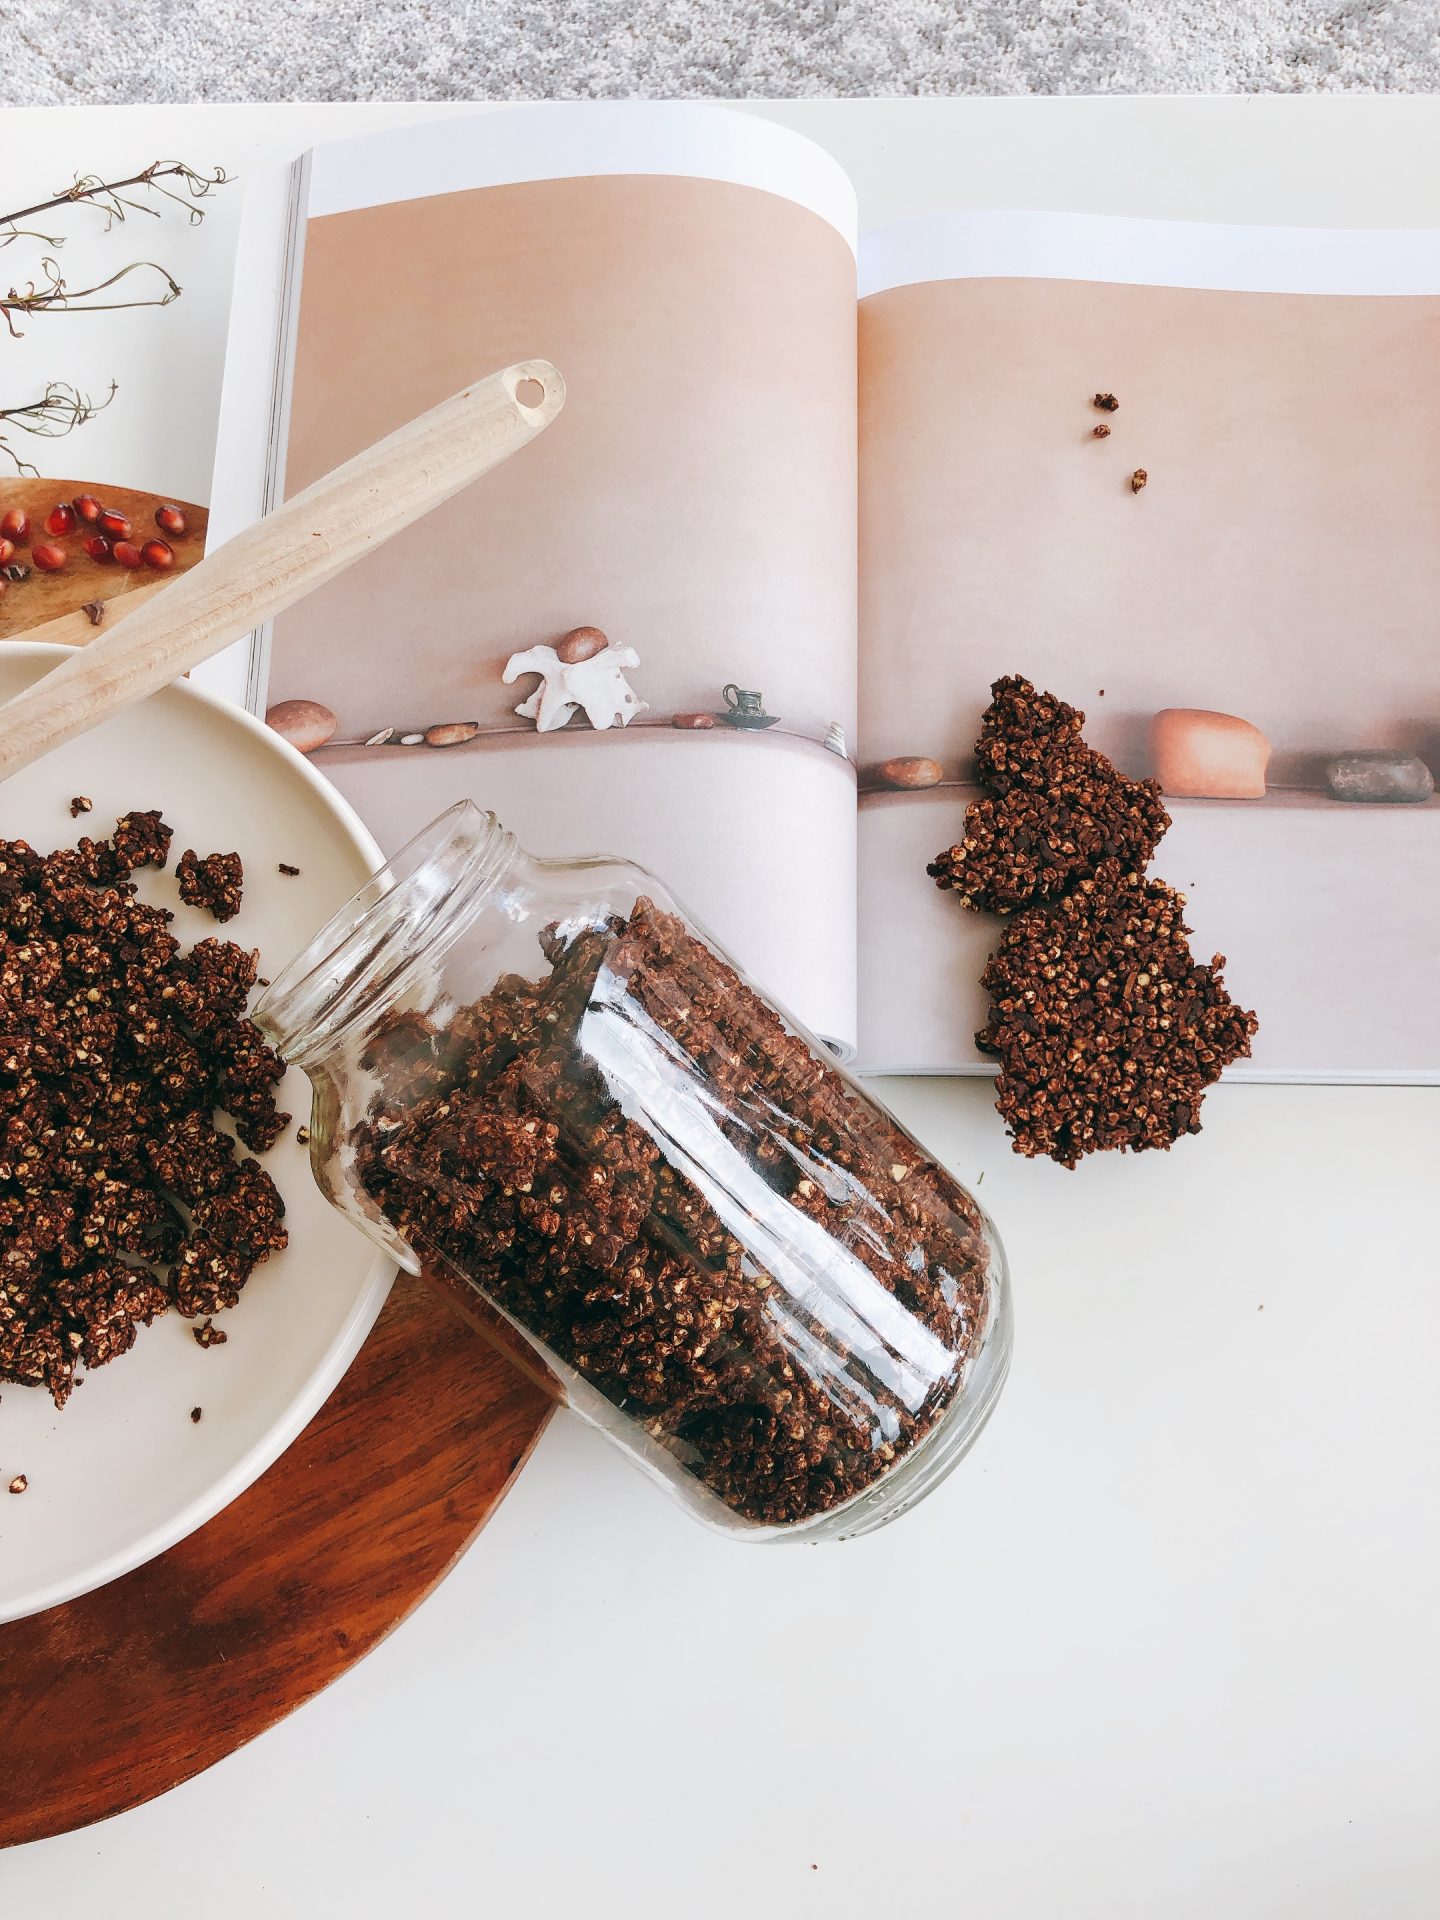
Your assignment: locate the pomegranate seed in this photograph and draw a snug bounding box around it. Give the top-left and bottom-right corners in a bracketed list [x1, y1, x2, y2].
[72, 493, 103, 524]
[97, 508, 131, 540]
[0, 538, 13, 567]
[140, 537, 175, 571]
[46, 502, 77, 536]
[31, 541, 67, 572]
[154, 503, 188, 538]
[83, 534, 115, 564]
[112, 540, 143, 570]
[0, 508, 29, 542]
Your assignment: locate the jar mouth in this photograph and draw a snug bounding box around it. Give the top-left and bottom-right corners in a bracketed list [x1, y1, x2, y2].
[255, 801, 517, 1067]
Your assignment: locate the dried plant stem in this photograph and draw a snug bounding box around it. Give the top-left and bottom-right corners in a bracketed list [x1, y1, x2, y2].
[0, 381, 117, 434]
[0, 161, 228, 235]
[0, 156, 227, 474]
[0, 383, 117, 475]
[2, 260, 181, 335]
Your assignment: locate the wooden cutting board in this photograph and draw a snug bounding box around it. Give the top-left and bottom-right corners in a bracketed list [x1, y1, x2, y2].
[0, 479, 207, 640]
[0, 1272, 552, 1847]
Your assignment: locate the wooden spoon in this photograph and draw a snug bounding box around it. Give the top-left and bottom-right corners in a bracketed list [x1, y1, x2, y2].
[0, 359, 565, 782]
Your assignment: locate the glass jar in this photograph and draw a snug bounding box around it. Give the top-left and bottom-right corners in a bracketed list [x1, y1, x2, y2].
[256, 803, 1011, 1540]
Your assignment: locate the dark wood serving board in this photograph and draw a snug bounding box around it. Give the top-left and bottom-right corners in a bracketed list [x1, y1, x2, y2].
[0, 1272, 551, 1847]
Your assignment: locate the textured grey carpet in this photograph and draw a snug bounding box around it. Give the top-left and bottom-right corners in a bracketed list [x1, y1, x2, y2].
[4, 0, 1439, 103]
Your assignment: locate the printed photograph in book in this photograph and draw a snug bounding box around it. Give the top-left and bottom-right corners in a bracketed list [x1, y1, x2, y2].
[207, 103, 1440, 1095]
[257, 121, 862, 1056]
[855, 263, 1440, 1084]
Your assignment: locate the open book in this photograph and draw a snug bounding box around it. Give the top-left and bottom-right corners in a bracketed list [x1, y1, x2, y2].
[206, 102, 1440, 1082]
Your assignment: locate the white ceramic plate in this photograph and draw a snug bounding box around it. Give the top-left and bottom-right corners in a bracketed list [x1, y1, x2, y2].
[0, 643, 394, 1624]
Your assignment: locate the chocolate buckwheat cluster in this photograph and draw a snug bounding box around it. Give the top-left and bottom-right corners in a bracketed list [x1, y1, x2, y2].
[929, 676, 1258, 1168]
[0, 812, 288, 1406]
[928, 675, 1170, 913]
[176, 847, 245, 923]
[977, 862, 1259, 1166]
[357, 899, 993, 1528]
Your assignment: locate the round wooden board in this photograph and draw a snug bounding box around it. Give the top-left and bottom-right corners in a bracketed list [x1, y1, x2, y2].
[0, 479, 207, 639]
[0, 1273, 551, 1847]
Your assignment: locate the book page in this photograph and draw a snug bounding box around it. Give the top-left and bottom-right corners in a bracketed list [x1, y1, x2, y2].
[854, 214, 1440, 1081]
[224, 105, 863, 1053]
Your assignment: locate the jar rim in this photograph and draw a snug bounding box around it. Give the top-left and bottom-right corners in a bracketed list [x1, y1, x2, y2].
[254, 801, 517, 1067]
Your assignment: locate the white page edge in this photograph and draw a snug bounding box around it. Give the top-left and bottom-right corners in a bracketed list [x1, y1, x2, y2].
[859, 209, 1440, 298]
[306, 100, 858, 254]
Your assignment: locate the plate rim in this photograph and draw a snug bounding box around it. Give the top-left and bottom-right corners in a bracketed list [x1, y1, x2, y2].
[0, 641, 396, 1624]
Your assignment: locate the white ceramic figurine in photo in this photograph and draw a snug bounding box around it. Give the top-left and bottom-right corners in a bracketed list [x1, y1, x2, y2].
[505, 637, 647, 731]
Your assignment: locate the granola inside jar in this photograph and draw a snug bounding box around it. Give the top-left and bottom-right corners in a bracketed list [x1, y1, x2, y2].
[256, 804, 1011, 1539]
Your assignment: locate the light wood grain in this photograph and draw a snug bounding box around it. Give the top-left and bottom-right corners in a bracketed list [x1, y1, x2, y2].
[0, 480, 207, 639]
[0, 1268, 552, 1847]
[4, 577, 170, 649]
[0, 359, 565, 781]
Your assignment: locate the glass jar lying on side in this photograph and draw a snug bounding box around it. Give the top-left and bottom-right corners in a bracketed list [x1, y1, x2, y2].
[256, 804, 1011, 1540]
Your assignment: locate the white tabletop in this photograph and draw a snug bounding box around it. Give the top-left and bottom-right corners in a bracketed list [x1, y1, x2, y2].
[3, 98, 1439, 1918]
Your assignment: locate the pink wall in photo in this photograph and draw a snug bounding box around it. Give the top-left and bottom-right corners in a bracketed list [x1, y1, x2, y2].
[859, 278, 1440, 784]
[274, 174, 857, 741]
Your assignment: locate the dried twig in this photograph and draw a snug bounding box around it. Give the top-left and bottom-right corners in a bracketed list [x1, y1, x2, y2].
[0, 383, 117, 474]
[0, 158, 226, 474]
[0, 161, 228, 236]
[2, 259, 181, 335]
[0, 227, 66, 252]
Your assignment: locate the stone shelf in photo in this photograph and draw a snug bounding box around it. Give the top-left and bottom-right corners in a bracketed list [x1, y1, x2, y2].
[316, 717, 852, 763]
[856, 786, 1440, 1080]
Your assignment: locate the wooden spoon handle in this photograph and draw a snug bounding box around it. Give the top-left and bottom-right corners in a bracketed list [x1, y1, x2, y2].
[0, 359, 565, 782]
